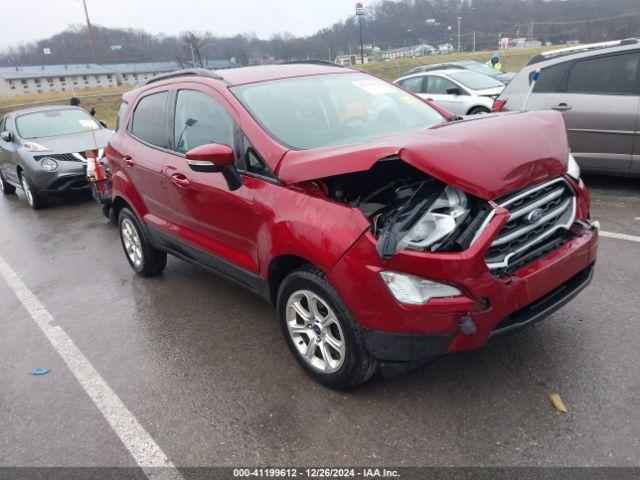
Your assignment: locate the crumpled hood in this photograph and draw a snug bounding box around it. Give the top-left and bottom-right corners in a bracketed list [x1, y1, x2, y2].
[24, 128, 112, 154]
[276, 110, 569, 201]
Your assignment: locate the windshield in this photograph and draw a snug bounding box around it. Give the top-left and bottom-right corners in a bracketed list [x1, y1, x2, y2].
[232, 73, 445, 150]
[448, 71, 504, 90]
[16, 109, 100, 139]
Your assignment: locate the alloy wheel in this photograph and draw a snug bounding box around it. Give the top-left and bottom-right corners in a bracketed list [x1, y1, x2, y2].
[121, 218, 143, 268]
[285, 290, 346, 374]
[20, 175, 34, 207]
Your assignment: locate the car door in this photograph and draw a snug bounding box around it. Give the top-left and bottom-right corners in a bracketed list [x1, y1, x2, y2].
[162, 86, 263, 281]
[423, 74, 469, 115]
[124, 88, 175, 222]
[0, 116, 20, 184]
[525, 52, 640, 172]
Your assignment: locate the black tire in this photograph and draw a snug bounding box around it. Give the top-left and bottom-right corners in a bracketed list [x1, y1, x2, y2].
[277, 266, 378, 389]
[468, 106, 490, 115]
[18, 171, 47, 210]
[0, 170, 16, 195]
[118, 207, 167, 277]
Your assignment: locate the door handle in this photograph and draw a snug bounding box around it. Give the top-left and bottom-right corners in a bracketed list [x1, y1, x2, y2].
[170, 173, 190, 188]
[427, 98, 434, 101]
[123, 155, 135, 167]
[552, 103, 572, 112]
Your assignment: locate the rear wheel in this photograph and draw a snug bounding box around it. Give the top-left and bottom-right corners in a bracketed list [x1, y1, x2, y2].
[277, 266, 377, 389]
[19, 171, 47, 209]
[468, 106, 490, 115]
[0, 170, 16, 195]
[118, 207, 167, 277]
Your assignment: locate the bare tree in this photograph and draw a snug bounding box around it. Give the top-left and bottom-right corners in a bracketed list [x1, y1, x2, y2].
[181, 31, 207, 68]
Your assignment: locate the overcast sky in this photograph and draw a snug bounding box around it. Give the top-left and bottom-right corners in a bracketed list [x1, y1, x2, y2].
[0, 0, 360, 49]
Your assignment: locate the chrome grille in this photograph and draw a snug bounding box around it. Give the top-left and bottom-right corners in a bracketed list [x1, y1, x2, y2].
[486, 178, 576, 272]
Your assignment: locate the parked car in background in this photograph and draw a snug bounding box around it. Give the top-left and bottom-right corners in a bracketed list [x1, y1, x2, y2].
[0, 106, 112, 209]
[395, 69, 504, 115]
[494, 38, 640, 177]
[107, 65, 597, 389]
[406, 60, 516, 84]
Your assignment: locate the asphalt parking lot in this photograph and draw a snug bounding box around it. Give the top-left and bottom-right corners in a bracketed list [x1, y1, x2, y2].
[0, 174, 639, 475]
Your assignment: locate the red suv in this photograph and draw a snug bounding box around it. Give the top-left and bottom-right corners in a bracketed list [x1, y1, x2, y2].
[106, 64, 598, 389]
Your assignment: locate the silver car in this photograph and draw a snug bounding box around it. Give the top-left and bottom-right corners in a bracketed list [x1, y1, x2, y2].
[394, 69, 505, 115]
[495, 39, 640, 176]
[0, 106, 112, 209]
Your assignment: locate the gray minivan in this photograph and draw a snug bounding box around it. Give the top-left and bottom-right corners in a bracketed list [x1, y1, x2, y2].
[494, 39, 640, 176]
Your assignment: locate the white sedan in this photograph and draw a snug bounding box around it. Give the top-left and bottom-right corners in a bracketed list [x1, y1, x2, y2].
[394, 69, 505, 115]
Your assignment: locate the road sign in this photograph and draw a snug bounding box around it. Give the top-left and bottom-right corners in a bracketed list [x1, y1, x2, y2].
[355, 2, 364, 15]
[110, 45, 123, 51]
[43, 48, 51, 55]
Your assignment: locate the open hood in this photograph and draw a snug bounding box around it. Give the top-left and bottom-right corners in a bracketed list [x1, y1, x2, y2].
[276, 110, 569, 201]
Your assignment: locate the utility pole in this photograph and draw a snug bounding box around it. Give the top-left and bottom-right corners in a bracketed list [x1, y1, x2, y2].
[81, 0, 98, 64]
[356, 3, 365, 64]
[530, 22, 534, 41]
[457, 16, 462, 52]
[473, 31, 476, 53]
[190, 42, 197, 67]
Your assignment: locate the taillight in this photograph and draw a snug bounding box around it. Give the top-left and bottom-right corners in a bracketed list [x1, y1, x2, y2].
[492, 99, 507, 112]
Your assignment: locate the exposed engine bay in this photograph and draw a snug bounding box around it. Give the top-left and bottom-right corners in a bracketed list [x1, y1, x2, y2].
[303, 157, 492, 259]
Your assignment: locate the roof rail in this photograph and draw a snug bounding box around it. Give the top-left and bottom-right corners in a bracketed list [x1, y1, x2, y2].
[284, 59, 344, 68]
[527, 38, 640, 65]
[141, 68, 223, 86]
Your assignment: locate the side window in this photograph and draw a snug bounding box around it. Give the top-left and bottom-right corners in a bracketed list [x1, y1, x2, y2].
[565, 52, 640, 95]
[531, 62, 571, 93]
[131, 91, 169, 147]
[400, 77, 425, 94]
[425, 76, 458, 94]
[114, 101, 129, 132]
[173, 90, 234, 154]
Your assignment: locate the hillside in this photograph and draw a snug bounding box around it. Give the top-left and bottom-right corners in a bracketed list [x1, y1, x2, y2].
[1, 0, 639, 66]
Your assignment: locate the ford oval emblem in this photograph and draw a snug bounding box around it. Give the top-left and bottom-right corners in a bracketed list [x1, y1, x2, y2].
[527, 208, 545, 224]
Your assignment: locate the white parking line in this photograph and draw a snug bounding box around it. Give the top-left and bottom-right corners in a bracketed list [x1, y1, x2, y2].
[600, 230, 640, 243]
[0, 255, 183, 480]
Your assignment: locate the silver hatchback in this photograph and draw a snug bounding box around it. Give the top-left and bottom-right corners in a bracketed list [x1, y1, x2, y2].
[394, 69, 505, 116]
[0, 106, 112, 209]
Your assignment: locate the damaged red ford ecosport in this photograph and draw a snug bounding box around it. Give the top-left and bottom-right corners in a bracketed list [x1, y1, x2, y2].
[106, 63, 598, 389]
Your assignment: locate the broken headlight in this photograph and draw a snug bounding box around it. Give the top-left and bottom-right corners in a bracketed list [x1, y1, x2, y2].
[377, 184, 470, 260]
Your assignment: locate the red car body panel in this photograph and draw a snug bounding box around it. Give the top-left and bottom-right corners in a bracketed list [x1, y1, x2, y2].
[107, 67, 597, 366]
[278, 110, 569, 201]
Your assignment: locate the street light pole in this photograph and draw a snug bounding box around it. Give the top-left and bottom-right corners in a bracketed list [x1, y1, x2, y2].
[356, 3, 365, 64]
[457, 16, 462, 52]
[81, 0, 98, 64]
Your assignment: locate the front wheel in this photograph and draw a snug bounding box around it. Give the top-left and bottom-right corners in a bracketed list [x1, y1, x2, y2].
[468, 106, 490, 115]
[118, 207, 167, 277]
[19, 171, 47, 209]
[277, 266, 377, 389]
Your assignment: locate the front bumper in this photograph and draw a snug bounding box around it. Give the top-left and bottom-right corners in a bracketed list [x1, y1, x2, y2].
[30, 162, 89, 194]
[328, 208, 598, 362]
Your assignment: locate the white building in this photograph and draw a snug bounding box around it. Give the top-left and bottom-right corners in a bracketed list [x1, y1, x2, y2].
[381, 44, 435, 60]
[0, 60, 240, 97]
[334, 55, 370, 66]
[0, 64, 117, 96]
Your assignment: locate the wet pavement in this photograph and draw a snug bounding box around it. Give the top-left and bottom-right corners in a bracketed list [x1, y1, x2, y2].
[0, 174, 639, 471]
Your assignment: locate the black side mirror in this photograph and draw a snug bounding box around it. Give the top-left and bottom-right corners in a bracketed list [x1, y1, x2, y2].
[0, 131, 12, 142]
[446, 87, 462, 96]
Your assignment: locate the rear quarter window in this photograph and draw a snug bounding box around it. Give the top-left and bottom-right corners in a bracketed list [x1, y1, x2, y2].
[530, 62, 572, 92]
[114, 101, 129, 132]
